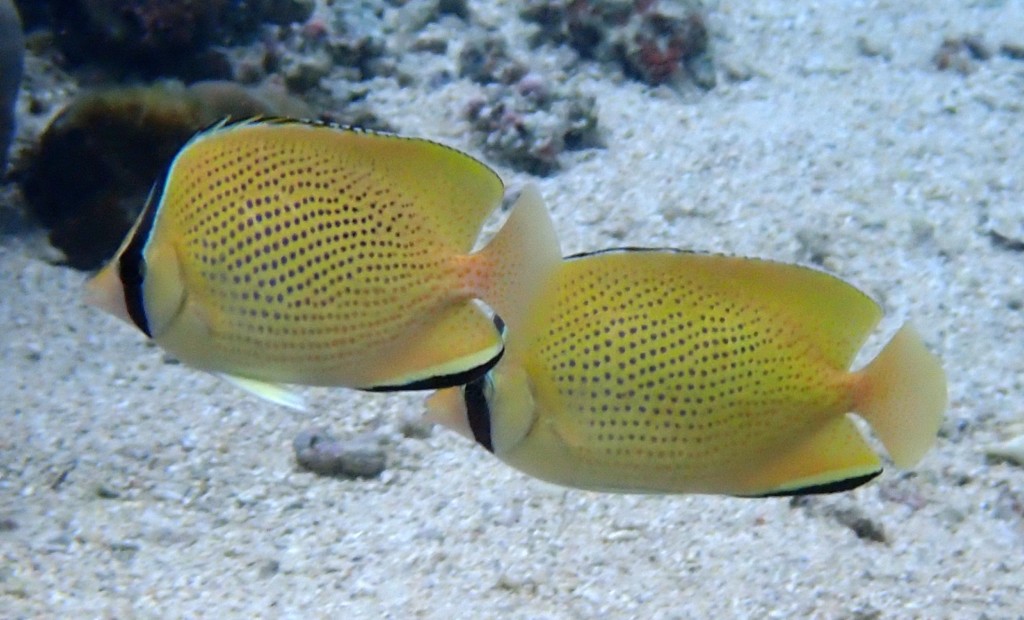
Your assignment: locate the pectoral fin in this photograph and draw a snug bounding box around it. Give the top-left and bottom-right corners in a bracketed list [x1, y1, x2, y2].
[219, 373, 307, 410]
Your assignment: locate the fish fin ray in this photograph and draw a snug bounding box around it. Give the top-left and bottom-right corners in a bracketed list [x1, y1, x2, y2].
[855, 323, 946, 468]
[734, 416, 883, 496]
[219, 374, 307, 410]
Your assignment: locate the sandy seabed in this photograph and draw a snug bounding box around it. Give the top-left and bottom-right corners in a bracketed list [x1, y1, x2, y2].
[2, 1, 1024, 618]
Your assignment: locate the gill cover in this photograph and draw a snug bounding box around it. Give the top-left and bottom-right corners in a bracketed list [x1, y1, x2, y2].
[136, 234, 188, 339]
[483, 364, 537, 456]
[431, 363, 537, 456]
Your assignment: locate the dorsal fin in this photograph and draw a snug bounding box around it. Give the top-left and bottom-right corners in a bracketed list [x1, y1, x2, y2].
[184, 118, 505, 252]
[568, 249, 883, 369]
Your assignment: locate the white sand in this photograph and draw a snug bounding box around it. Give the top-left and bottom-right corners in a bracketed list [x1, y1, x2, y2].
[3, 1, 1024, 617]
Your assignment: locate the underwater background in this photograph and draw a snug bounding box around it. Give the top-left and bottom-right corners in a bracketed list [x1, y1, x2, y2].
[1, 0, 1023, 617]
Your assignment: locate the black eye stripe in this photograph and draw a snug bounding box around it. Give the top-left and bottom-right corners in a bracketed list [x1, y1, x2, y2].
[118, 176, 167, 338]
[491, 313, 506, 335]
[463, 377, 493, 453]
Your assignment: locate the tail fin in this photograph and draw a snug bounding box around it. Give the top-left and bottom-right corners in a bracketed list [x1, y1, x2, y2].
[855, 323, 947, 468]
[472, 184, 561, 331]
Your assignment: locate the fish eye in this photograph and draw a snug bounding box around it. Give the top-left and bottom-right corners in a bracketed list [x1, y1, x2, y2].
[491, 314, 507, 336]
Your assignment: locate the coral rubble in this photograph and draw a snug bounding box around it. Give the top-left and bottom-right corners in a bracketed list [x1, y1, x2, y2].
[459, 33, 602, 175]
[521, 0, 714, 89]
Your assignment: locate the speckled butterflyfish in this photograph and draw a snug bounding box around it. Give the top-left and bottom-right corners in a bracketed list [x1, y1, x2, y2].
[427, 249, 947, 496]
[85, 118, 561, 408]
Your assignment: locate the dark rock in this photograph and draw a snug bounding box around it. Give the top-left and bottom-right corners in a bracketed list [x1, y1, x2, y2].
[17, 80, 311, 269]
[293, 428, 387, 479]
[23, 0, 314, 82]
[0, 0, 23, 175]
[829, 506, 888, 544]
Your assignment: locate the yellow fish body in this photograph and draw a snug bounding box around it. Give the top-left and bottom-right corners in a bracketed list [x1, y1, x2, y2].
[86, 118, 560, 406]
[428, 249, 947, 496]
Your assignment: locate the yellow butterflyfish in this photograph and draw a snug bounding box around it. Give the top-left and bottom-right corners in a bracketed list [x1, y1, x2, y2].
[427, 249, 947, 496]
[86, 118, 560, 408]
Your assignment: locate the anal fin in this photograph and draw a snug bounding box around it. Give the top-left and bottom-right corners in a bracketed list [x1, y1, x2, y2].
[366, 302, 503, 392]
[737, 416, 883, 497]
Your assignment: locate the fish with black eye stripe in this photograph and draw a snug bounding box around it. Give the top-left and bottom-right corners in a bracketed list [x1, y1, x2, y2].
[427, 249, 947, 497]
[86, 117, 560, 408]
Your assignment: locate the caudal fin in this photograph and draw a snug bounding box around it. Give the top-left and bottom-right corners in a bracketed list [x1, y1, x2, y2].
[855, 323, 947, 468]
[472, 184, 561, 331]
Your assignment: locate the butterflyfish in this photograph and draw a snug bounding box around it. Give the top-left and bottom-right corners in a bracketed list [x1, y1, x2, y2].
[427, 249, 947, 496]
[86, 118, 560, 407]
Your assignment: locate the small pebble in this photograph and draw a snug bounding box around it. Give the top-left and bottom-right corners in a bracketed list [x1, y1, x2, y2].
[95, 484, 121, 499]
[293, 428, 387, 479]
[1001, 43, 1024, 60]
[934, 35, 991, 74]
[108, 540, 141, 562]
[856, 34, 892, 60]
[829, 506, 888, 544]
[258, 559, 281, 579]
